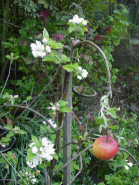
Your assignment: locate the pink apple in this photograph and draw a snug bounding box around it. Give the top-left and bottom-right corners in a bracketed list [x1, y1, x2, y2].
[92, 136, 120, 160]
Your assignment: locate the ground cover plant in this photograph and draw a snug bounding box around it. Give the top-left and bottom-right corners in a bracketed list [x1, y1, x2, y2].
[0, 0, 139, 184]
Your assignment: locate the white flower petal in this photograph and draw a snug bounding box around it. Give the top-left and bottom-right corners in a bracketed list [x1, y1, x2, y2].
[69, 15, 88, 25]
[42, 38, 48, 44]
[32, 146, 38, 153]
[124, 165, 129, 170]
[45, 45, 51, 53]
[30, 40, 46, 58]
[127, 162, 133, 167]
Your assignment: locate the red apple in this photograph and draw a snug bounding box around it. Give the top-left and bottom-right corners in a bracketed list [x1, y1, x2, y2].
[92, 136, 120, 160]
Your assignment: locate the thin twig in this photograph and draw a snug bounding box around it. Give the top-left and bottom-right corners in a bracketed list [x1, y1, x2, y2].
[72, 111, 82, 126]
[68, 154, 83, 185]
[54, 144, 92, 174]
[19, 67, 60, 116]
[0, 179, 16, 181]
[3, 104, 56, 129]
[120, 147, 138, 163]
[0, 59, 12, 95]
[0, 18, 20, 28]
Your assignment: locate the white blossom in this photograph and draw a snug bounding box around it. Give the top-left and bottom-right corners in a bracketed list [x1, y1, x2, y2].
[77, 66, 88, 80]
[69, 15, 88, 25]
[124, 165, 129, 170]
[30, 40, 46, 58]
[29, 142, 35, 147]
[48, 102, 60, 111]
[43, 119, 57, 128]
[41, 137, 50, 145]
[19, 170, 38, 185]
[82, 19, 88, 26]
[43, 121, 47, 124]
[82, 69, 88, 78]
[48, 105, 57, 111]
[32, 146, 38, 154]
[127, 162, 133, 167]
[42, 38, 48, 44]
[40, 137, 55, 160]
[124, 161, 133, 170]
[77, 75, 83, 80]
[47, 119, 57, 128]
[27, 156, 42, 168]
[27, 137, 55, 168]
[45, 45, 51, 53]
[13, 95, 19, 98]
[32, 178, 37, 184]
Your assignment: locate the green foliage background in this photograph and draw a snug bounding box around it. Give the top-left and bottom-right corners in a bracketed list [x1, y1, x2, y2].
[0, 0, 139, 184]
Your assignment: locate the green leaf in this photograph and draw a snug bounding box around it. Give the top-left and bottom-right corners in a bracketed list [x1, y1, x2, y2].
[107, 107, 120, 119]
[59, 100, 68, 107]
[60, 54, 70, 63]
[48, 39, 63, 49]
[43, 53, 58, 63]
[43, 28, 49, 39]
[68, 25, 76, 33]
[43, 53, 70, 64]
[27, 149, 36, 161]
[73, 163, 80, 170]
[60, 106, 72, 113]
[96, 117, 105, 125]
[109, 125, 119, 130]
[68, 24, 86, 36]
[38, 0, 48, 8]
[32, 135, 39, 144]
[59, 100, 72, 113]
[12, 126, 26, 134]
[63, 63, 79, 72]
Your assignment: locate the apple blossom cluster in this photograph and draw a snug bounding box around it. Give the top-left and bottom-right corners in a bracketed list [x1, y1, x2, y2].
[27, 137, 55, 168]
[43, 119, 57, 128]
[69, 15, 88, 26]
[19, 170, 38, 184]
[30, 39, 51, 58]
[48, 102, 60, 111]
[77, 66, 88, 80]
